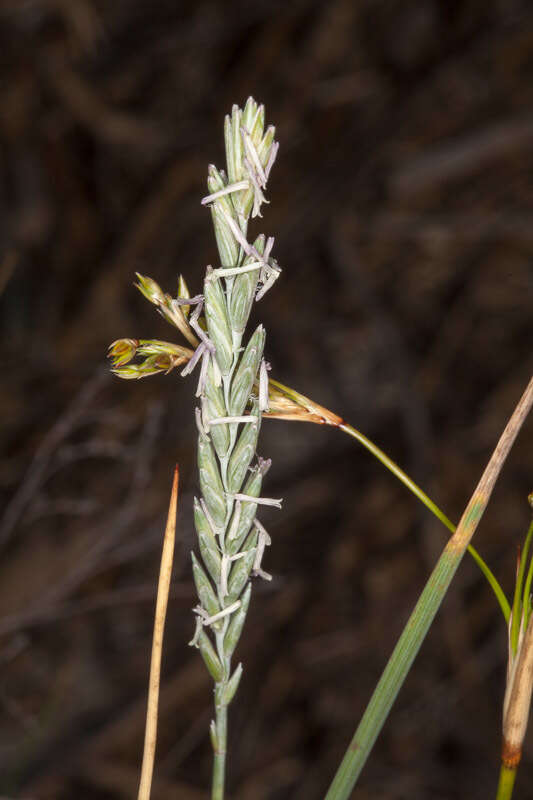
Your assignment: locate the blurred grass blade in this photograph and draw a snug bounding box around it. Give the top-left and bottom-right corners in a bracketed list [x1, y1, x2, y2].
[324, 377, 533, 800]
[138, 466, 179, 800]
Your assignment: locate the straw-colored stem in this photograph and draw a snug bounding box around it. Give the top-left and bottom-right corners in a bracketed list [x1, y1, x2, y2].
[324, 378, 533, 800]
[496, 765, 517, 800]
[138, 466, 179, 800]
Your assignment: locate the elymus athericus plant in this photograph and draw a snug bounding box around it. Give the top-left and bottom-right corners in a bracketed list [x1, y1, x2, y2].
[110, 98, 281, 799]
[109, 99, 533, 800]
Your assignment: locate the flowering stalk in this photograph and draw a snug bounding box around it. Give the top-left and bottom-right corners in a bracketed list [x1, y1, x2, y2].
[108, 99, 530, 799]
[110, 98, 279, 799]
[189, 100, 280, 800]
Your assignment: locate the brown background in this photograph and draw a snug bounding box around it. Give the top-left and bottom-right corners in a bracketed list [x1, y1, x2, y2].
[1, 1, 532, 798]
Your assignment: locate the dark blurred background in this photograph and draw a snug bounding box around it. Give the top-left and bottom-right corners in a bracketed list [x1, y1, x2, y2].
[1, 1, 532, 798]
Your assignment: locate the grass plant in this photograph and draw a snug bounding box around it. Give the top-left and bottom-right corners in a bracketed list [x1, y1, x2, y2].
[109, 99, 533, 799]
[112, 98, 280, 799]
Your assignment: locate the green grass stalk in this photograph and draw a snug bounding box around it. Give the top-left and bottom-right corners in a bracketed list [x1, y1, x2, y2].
[212, 702, 227, 800]
[338, 422, 510, 622]
[496, 765, 517, 800]
[324, 377, 533, 800]
[266, 378, 509, 621]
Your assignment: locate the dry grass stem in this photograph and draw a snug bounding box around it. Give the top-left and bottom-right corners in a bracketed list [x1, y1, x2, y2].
[138, 466, 179, 800]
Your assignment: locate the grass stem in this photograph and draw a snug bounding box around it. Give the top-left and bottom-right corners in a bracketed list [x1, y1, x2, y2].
[496, 765, 517, 800]
[137, 466, 179, 800]
[212, 700, 227, 800]
[266, 379, 509, 620]
[338, 422, 510, 622]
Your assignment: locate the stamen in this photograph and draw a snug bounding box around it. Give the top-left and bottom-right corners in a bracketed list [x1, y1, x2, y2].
[253, 517, 272, 544]
[181, 341, 206, 376]
[253, 536, 266, 572]
[208, 415, 258, 426]
[259, 359, 269, 411]
[233, 493, 282, 508]
[220, 209, 259, 259]
[264, 236, 275, 261]
[254, 567, 273, 581]
[188, 296, 215, 354]
[202, 601, 241, 627]
[201, 181, 249, 205]
[188, 616, 203, 647]
[175, 294, 203, 306]
[211, 263, 262, 278]
[244, 159, 267, 218]
[252, 518, 272, 579]
[241, 127, 267, 186]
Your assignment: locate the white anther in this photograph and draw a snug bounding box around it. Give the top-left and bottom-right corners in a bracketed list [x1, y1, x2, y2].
[201, 601, 241, 627]
[175, 294, 203, 306]
[253, 517, 272, 545]
[264, 236, 275, 261]
[229, 551, 246, 562]
[255, 568, 272, 581]
[211, 263, 263, 278]
[252, 519, 272, 577]
[188, 297, 215, 353]
[259, 358, 269, 411]
[208, 415, 258, 426]
[188, 616, 203, 647]
[181, 341, 206, 376]
[241, 127, 267, 187]
[243, 156, 267, 217]
[219, 209, 259, 259]
[193, 605, 209, 619]
[233, 493, 282, 508]
[201, 180, 249, 205]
